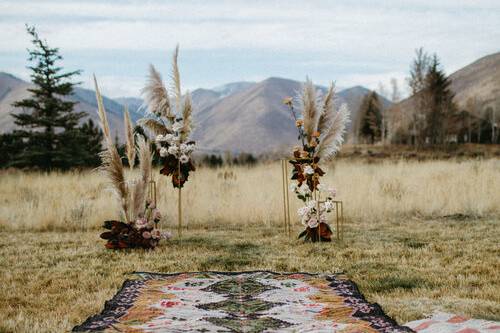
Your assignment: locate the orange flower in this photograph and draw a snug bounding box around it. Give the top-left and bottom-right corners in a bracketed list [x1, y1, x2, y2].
[293, 146, 301, 152]
[300, 150, 309, 158]
[295, 119, 304, 127]
[312, 131, 320, 138]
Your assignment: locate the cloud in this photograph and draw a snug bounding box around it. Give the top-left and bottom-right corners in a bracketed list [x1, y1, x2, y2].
[1, 0, 499, 95]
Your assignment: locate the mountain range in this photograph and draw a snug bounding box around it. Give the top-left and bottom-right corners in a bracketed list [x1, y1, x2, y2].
[1, 51, 498, 153]
[0, 73, 384, 153]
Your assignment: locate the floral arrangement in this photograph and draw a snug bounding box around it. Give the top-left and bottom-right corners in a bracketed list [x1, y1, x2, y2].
[284, 78, 350, 242]
[139, 45, 195, 188]
[101, 200, 171, 249]
[93, 76, 171, 249]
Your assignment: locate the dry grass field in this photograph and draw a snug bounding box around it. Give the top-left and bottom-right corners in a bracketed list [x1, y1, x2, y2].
[0, 159, 499, 332]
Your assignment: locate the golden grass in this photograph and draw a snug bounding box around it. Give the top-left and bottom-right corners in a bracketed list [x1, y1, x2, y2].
[0, 159, 499, 332]
[1, 159, 499, 230]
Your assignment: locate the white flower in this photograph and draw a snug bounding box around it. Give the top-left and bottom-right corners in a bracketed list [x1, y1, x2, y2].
[319, 214, 327, 223]
[161, 231, 172, 240]
[159, 147, 168, 157]
[304, 165, 314, 175]
[164, 134, 174, 142]
[179, 143, 188, 153]
[167, 145, 178, 155]
[156, 134, 164, 143]
[317, 183, 326, 191]
[289, 184, 298, 192]
[307, 217, 319, 228]
[297, 206, 309, 216]
[135, 218, 148, 229]
[324, 200, 334, 211]
[307, 200, 317, 209]
[299, 185, 311, 195]
[172, 122, 183, 132]
[328, 187, 337, 198]
[179, 155, 189, 164]
[186, 143, 195, 152]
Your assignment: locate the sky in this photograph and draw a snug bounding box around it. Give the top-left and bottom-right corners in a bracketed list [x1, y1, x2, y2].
[1, 0, 499, 98]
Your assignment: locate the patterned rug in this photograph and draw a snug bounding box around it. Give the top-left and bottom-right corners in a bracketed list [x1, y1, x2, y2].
[405, 312, 500, 332]
[73, 271, 414, 332]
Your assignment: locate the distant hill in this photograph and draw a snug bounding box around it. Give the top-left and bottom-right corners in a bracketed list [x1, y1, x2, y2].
[191, 78, 390, 153]
[449, 52, 500, 109]
[0, 72, 386, 153]
[394, 52, 500, 122]
[0, 72, 142, 142]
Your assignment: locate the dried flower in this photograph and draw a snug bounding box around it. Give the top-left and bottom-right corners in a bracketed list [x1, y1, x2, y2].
[142, 231, 151, 239]
[282, 96, 293, 106]
[300, 151, 309, 158]
[151, 229, 161, 239]
[153, 209, 162, 221]
[135, 217, 148, 229]
[172, 122, 183, 132]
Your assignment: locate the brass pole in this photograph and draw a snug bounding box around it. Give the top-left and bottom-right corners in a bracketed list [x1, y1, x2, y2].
[340, 201, 344, 240]
[281, 160, 288, 234]
[315, 188, 321, 242]
[178, 160, 182, 239]
[284, 161, 291, 237]
[178, 187, 182, 238]
[336, 201, 340, 240]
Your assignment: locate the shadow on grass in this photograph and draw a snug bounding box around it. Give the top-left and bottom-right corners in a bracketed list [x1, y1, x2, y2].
[367, 275, 434, 293]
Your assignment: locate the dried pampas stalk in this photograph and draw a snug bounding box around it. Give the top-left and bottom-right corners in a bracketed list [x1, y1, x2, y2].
[130, 135, 151, 220]
[138, 118, 171, 136]
[142, 64, 172, 119]
[300, 78, 320, 138]
[317, 82, 335, 135]
[93, 75, 112, 145]
[316, 103, 350, 161]
[124, 106, 136, 169]
[171, 44, 182, 116]
[180, 91, 192, 141]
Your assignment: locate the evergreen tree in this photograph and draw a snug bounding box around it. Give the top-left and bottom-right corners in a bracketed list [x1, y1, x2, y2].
[424, 55, 456, 144]
[358, 91, 383, 144]
[8, 25, 100, 169]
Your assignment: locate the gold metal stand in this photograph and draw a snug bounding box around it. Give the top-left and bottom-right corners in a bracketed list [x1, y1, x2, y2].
[333, 200, 344, 240]
[280, 159, 291, 236]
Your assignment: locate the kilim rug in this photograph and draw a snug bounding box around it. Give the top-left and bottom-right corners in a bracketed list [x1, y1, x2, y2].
[405, 312, 500, 332]
[73, 271, 414, 333]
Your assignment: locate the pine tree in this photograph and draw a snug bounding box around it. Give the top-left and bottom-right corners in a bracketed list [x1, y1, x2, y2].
[9, 25, 100, 170]
[358, 91, 383, 144]
[425, 55, 456, 144]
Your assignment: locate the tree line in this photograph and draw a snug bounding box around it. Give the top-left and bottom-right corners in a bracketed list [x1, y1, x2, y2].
[356, 48, 499, 146]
